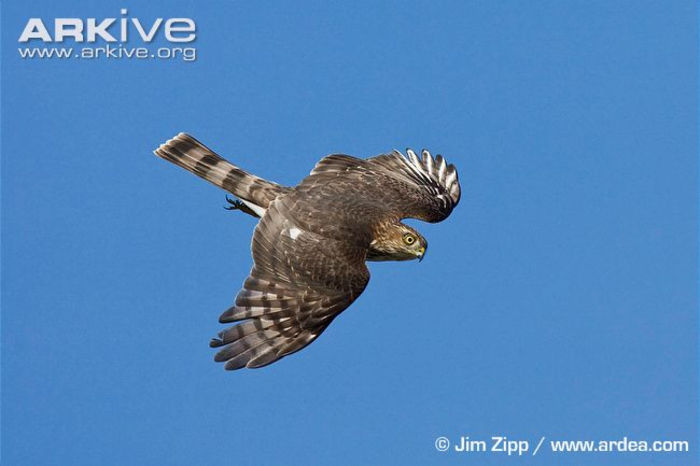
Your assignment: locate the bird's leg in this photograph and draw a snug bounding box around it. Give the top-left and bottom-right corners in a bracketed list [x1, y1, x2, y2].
[224, 195, 260, 218]
[224, 195, 243, 210]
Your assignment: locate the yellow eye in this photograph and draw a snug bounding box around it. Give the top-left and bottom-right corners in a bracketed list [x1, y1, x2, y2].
[403, 234, 415, 245]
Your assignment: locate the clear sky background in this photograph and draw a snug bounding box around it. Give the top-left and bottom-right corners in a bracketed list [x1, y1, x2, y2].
[2, 1, 697, 465]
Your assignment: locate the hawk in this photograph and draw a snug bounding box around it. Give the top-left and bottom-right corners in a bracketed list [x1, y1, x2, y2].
[154, 133, 461, 370]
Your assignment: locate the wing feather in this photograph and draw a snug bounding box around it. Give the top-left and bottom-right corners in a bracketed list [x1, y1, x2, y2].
[364, 148, 461, 222]
[210, 198, 370, 370]
[303, 148, 460, 223]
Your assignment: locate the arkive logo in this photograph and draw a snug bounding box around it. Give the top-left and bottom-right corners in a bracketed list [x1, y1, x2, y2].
[17, 9, 197, 62]
[19, 9, 195, 43]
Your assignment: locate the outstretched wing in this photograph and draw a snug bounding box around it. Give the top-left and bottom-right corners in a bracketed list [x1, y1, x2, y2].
[307, 149, 460, 223]
[210, 197, 370, 370]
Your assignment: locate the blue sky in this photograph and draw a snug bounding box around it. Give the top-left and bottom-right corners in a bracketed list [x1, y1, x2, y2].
[2, 1, 697, 465]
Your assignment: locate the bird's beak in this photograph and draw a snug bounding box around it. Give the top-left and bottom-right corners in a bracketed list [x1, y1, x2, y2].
[417, 247, 426, 262]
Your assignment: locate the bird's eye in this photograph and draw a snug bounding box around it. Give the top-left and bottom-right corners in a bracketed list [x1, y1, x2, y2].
[403, 234, 415, 245]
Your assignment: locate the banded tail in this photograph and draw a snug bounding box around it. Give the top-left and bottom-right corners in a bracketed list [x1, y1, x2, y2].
[154, 133, 290, 215]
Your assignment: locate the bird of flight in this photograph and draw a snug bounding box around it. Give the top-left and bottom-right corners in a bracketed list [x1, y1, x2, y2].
[154, 134, 461, 370]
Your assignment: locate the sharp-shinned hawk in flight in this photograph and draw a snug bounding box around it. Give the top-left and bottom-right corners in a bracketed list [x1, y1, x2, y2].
[154, 133, 461, 370]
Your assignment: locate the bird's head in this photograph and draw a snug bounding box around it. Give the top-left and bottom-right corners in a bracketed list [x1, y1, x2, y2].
[367, 222, 427, 262]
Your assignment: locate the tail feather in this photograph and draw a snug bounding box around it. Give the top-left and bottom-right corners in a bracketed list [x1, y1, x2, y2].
[153, 133, 290, 210]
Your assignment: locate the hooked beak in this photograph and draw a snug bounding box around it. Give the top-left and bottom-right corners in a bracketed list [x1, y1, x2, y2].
[417, 246, 426, 262]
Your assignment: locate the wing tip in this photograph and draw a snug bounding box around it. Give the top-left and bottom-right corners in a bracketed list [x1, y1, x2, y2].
[399, 146, 461, 208]
[218, 306, 238, 323]
[210, 337, 224, 348]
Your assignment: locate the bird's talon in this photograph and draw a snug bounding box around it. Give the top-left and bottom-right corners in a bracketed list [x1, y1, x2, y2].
[224, 196, 245, 211]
